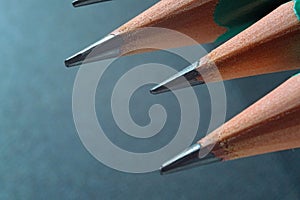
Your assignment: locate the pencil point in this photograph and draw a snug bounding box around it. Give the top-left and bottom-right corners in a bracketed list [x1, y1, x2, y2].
[72, 0, 112, 7]
[65, 34, 122, 67]
[160, 144, 221, 175]
[150, 61, 204, 94]
[150, 85, 169, 95]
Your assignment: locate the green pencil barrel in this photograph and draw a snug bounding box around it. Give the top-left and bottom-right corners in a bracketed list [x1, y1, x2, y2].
[215, 0, 289, 42]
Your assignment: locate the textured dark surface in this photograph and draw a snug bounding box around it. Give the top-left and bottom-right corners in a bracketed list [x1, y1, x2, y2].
[0, 0, 299, 199]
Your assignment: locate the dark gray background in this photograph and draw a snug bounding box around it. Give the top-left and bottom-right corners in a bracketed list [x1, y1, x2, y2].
[0, 0, 299, 199]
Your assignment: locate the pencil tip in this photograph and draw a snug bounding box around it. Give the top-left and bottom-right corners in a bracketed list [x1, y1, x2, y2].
[150, 85, 169, 95]
[159, 167, 164, 176]
[72, 0, 112, 7]
[150, 61, 204, 94]
[160, 144, 221, 175]
[64, 34, 122, 67]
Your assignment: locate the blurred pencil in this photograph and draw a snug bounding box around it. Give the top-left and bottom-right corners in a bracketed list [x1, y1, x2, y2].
[151, 1, 300, 94]
[65, 0, 288, 67]
[72, 0, 112, 7]
[161, 73, 300, 174]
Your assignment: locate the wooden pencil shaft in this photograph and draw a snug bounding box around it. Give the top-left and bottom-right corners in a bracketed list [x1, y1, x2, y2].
[114, 0, 224, 43]
[199, 74, 300, 161]
[197, 1, 300, 82]
[112, 0, 288, 55]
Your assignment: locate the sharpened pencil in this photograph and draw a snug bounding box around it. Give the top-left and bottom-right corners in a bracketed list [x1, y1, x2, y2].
[65, 0, 288, 67]
[151, 1, 300, 94]
[72, 0, 112, 7]
[160, 73, 300, 174]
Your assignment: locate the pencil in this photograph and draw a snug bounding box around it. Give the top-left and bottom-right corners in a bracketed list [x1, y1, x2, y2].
[160, 73, 300, 174]
[151, 1, 300, 94]
[72, 0, 112, 7]
[65, 0, 288, 67]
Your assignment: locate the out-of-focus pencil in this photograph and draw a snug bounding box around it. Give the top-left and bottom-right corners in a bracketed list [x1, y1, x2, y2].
[72, 0, 112, 7]
[65, 0, 288, 67]
[160, 73, 300, 174]
[151, 1, 300, 94]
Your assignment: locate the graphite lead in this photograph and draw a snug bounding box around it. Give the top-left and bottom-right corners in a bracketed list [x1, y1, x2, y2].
[150, 61, 203, 94]
[72, 0, 112, 7]
[160, 144, 221, 175]
[65, 34, 122, 67]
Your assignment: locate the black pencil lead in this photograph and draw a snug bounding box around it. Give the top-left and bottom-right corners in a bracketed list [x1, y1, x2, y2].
[65, 34, 122, 67]
[150, 61, 204, 94]
[160, 144, 221, 175]
[72, 0, 112, 7]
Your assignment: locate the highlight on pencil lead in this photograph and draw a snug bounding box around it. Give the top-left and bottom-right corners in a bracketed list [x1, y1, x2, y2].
[72, 0, 112, 7]
[150, 61, 204, 94]
[65, 34, 122, 67]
